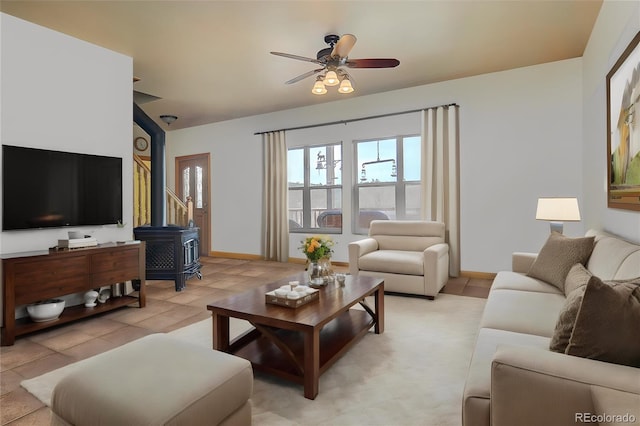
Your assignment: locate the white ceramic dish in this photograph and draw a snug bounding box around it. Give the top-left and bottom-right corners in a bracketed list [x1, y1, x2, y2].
[27, 299, 65, 322]
[286, 291, 303, 299]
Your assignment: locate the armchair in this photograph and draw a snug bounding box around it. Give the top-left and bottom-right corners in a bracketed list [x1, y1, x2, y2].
[348, 220, 450, 299]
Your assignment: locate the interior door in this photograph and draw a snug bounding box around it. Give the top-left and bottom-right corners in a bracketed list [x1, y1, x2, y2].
[176, 154, 210, 257]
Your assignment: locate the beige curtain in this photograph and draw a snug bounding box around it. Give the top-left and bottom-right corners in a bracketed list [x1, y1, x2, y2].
[262, 131, 289, 261]
[420, 105, 460, 276]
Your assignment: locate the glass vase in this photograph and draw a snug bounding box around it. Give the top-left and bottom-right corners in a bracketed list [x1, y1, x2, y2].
[307, 257, 332, 286]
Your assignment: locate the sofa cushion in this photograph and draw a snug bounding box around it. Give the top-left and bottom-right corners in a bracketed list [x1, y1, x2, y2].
[586, 230, 640, 280]
[566, 276, 640, 367]
[491, 271, 563, 295]
[527, 232, 595, 292]
[358, 250, 424, 276]
[480, 289, 566, 337]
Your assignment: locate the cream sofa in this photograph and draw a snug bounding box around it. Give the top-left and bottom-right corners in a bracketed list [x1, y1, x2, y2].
[462, 230, 640, 426]
[348, 220, 449, 298]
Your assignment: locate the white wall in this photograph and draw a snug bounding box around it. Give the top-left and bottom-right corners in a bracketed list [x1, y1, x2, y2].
[581, 0, 640, 243]
[167, 58, 584, 273]
[0, 13, 133, 254]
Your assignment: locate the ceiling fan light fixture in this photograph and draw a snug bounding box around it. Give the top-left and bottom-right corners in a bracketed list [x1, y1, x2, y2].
[324, 70, 339, 86]
[338, 77, 354, 94]
[272, 33, 399, 97]
[311, 78, 327, 95]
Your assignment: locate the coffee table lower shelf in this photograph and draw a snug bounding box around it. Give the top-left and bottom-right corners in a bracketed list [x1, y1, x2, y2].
[230, 309, 374, 385]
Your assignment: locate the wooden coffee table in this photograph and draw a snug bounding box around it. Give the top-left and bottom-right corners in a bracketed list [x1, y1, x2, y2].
[207, 273, 384, 399]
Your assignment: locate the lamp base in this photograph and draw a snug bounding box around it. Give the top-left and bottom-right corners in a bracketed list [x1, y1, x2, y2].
[549, 221, 564, 234]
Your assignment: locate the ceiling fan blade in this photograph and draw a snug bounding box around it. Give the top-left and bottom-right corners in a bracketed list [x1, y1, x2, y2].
[271, 51, 324, 65]
[346, 58, 400, 68]
[331, 34, 357, 58]
[285, 68, 324, 84]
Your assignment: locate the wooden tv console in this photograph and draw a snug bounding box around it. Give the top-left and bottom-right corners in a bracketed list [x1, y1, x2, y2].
[1, 241, 145, 346]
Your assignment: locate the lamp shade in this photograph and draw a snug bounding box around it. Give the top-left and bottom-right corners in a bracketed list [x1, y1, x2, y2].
[338, 78, 354, 93]
[535, 198, 581, 221]
[324, 70, 339, 86]
[311, 78, 327, 95]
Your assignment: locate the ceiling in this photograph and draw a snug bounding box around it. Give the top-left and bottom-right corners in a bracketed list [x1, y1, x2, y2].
[1, 1, 602, 130]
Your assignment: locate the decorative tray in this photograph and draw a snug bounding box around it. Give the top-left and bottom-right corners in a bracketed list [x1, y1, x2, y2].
[265, 287, 319, 308]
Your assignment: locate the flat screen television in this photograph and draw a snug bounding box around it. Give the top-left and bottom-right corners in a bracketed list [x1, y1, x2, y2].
[2, 145, 123, 231]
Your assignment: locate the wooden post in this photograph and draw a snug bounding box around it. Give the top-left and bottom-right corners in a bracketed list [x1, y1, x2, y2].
[187, 196, 194, 223]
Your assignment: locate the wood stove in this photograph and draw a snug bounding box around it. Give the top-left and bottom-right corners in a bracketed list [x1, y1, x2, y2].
[134, 225, 201, 291]
[133, 103, 202, 292]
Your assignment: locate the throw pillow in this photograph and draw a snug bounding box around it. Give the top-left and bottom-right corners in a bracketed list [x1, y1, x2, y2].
[527, 232, 595, 291]
[549, 285, 586, 353]
[564, 263, 592, 296]
[565, 276, 640, 367]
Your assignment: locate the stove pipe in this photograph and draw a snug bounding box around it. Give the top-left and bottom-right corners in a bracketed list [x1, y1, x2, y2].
[133, 102, 166, 226]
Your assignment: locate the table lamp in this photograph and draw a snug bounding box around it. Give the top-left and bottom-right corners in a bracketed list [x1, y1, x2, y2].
[535, 197, 581, 234]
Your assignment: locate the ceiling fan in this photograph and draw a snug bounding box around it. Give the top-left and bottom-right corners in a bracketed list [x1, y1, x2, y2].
[271, 34, 400, 95]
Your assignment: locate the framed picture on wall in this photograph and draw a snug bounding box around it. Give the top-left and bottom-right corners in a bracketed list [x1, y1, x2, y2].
[606, 30, 640, 211]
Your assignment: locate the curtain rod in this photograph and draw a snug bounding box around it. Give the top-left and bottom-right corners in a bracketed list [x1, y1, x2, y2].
[254, 102, 458, 135]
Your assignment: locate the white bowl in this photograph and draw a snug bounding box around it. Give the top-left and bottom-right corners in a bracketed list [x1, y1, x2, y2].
[274, 289, 288, 297]
[27, 299, 65, 322]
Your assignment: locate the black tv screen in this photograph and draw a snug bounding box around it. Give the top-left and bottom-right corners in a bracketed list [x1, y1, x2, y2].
[2, 145, 123, 231]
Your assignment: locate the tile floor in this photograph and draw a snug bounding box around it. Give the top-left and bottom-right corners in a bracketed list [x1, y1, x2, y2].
[0, 257, 491, 425]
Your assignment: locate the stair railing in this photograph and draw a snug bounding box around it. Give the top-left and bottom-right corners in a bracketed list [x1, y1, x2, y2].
[133, 154, 192, 227]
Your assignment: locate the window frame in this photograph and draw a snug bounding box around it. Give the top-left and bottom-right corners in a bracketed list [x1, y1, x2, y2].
[352, 134, 421, 234]
[288, 142, 343, 234]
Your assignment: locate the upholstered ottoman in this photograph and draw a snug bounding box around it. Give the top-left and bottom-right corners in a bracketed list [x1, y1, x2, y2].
[50, 334, 253, 426]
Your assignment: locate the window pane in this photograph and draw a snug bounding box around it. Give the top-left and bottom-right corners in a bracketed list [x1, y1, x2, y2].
[310, 147, 327, 186]
[182, 168, 190, 202]
[310, 145, 341, 186]
[195, 166, 203, 208]
[357, 139, 397, 183]
[405, 184, 421, 219]
[287, 148, 304, 188]
[403, 136, 421, 181]
[358, 186, 396, 220]
[328, 144, 342, 185]
[288, 189, 303, 228]
[310, 188, 342, 230]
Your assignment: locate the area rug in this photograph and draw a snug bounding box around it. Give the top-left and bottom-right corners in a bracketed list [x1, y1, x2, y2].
[21, 294, 485, 426]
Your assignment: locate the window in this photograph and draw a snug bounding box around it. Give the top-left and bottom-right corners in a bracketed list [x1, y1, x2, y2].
[288, 143, 342, 233]
[354, 135, 421, 233]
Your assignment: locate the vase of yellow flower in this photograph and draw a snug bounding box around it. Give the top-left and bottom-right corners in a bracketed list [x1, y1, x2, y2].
[301, 235, 334, 286]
